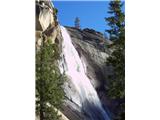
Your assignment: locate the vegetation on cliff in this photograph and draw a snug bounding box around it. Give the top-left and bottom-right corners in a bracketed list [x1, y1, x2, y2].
[36, 37, 65, 120]
[105, 0, 125, 120]
[74, 17, 81, 29]
[36, 1, 65, 119]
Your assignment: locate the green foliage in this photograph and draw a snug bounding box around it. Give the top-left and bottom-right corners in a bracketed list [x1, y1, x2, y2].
[105, 0, 125, 120]
[105, 0, 125, 41]
[53, 8, 58, 15]
[106, 46, 125, 99]
[36, 38, 65, 120]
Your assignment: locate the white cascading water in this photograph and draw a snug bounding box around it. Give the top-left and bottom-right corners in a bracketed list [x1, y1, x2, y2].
[60, 26, 110, 120]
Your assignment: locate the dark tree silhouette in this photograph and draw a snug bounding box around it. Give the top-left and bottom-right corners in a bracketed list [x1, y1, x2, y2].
[105, 1, 125, 120]
[74, 17, 80, 29]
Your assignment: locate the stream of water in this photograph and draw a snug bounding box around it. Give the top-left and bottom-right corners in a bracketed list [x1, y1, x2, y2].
[60, 26, 110, 120]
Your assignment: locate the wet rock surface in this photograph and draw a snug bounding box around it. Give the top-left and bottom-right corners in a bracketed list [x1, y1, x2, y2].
[63, 27, 115, 119]
[66, 26, 113, 89]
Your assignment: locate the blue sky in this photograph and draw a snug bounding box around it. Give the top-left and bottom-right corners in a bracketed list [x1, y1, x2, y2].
[53, 1, 124, 34]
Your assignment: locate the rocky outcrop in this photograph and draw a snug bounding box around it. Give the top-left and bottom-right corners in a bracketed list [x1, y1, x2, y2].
[36, 0, 62, 52]
[36, 1, 68, 120]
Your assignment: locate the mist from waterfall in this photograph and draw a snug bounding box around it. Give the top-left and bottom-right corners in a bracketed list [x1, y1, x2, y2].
[59, 26, 110, 120]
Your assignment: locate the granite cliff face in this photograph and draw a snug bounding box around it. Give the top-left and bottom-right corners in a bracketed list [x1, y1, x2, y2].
[36, 0, 63, 53]
[60, 26, 115, 120]
[36, 1, 68, 120]
[66, 27, 113, 90]
[36, 1, 114, 120]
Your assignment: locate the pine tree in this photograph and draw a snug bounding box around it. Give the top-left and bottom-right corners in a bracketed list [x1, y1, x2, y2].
[74, 17, 80, 29]
[105, 0, 124, 41]
[105, 0, 125, 120]
[36, 37, 65, 120]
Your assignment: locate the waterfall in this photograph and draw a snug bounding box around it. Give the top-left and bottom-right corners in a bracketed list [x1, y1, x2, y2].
[60, 26, 110, 120]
